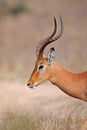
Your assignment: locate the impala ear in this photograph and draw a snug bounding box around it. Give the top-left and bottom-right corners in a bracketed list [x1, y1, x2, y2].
[47, 47, 55, 65]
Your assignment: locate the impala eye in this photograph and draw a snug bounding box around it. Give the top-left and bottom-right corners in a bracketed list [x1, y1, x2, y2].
[38, 65, 44, 71]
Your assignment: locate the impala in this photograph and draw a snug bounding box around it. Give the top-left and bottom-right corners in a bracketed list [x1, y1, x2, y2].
[27, 16, 87, 102]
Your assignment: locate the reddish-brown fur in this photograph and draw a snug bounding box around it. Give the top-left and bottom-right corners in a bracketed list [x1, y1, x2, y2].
[27, 56, 87, 102]
[27, 17, 87, 102]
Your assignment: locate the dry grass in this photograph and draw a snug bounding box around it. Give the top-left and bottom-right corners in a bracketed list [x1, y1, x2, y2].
[0, 111, 36, 130]
[0, 81, 87, 130]
[0, 109, 85, 130]
[0, 0, 87, 130]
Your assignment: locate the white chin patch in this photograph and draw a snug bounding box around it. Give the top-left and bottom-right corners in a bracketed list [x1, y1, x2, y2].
[30, 85, 37, 89]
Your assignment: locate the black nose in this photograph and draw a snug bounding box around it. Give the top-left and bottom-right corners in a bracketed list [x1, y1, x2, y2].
[27, 83, 30, 86]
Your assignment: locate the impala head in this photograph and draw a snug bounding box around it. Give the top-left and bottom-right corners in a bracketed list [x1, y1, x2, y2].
[27, 16, 63, 89]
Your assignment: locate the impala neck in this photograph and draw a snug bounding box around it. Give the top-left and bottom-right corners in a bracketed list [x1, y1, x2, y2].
[49, 61, 87, 101]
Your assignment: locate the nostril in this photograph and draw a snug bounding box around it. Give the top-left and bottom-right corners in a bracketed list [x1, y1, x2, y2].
[27, 83, 30, 86]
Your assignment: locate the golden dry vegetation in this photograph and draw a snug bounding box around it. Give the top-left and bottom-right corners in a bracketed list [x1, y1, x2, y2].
[0, 0, 87, 129]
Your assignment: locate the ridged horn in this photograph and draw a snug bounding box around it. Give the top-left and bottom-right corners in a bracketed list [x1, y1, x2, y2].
[36, 16, 63, 60]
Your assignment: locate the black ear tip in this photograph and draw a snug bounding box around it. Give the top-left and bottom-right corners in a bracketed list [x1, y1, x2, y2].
[50, 47, 55, 51]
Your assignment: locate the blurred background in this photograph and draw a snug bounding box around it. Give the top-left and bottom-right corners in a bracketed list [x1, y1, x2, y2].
[0, 0, 87, 83]
[0, 1, 87, 129]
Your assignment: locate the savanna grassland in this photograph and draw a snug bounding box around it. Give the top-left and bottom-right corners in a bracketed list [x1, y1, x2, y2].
[0, 0, 87, 130]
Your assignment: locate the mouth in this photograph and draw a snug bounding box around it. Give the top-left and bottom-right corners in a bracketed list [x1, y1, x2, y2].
[27, 83, 37, 89]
